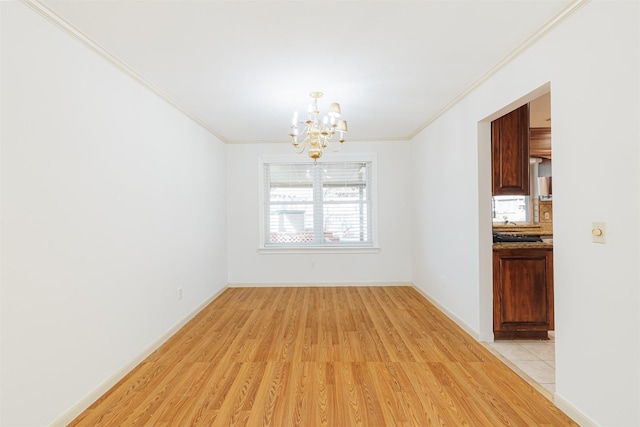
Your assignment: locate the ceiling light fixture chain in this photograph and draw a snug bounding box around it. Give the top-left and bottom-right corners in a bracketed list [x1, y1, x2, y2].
[289, 91, 348, 162]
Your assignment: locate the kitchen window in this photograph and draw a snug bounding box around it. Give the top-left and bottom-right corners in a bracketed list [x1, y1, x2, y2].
[260, 156, 376, 249]
[492, 195, 530, 223]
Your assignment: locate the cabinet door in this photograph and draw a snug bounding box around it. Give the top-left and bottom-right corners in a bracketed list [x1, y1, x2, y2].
[493, 249, 554, 339]
[492, 104, 530, 195]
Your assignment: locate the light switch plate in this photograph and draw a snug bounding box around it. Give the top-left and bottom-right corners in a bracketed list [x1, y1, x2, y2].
[592, 222, 606, 244]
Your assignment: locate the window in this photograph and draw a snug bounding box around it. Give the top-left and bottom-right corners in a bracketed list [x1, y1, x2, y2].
[261, 158, 375, 248]
[492, 195, 529, 223]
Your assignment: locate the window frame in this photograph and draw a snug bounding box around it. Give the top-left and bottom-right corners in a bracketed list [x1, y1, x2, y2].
[258, 154, 380, 253]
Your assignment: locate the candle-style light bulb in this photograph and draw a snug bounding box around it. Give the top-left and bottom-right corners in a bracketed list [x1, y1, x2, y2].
[292, 111, 298, 126]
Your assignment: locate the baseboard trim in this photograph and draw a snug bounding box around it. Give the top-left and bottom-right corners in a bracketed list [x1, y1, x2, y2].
[409, 282, 481, 341]
[51, 285, 228, 426]
[52, 282, 592, 426]
[554, 393, 598, 427]
[227, 281, 412, 288]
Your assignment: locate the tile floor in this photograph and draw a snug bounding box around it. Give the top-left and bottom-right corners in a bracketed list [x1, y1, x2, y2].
[486, 332, 556, 399]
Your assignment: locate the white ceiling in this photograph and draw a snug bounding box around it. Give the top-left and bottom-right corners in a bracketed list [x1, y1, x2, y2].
[38, 0, 571, 143]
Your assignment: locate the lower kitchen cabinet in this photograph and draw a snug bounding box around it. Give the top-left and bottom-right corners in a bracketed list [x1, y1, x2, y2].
[493, 247, 554, 339]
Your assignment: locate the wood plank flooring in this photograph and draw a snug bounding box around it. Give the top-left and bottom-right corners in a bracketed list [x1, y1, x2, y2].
[69, 287, 577, 426]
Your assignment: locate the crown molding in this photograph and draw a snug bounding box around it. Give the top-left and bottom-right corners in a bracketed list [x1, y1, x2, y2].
[22, 0, 405, 146]
[20, 0, 229, 143]
[226, 135, 411, 145]
[348, 135, 412, 142]
[408, 0, 591, 139]
[20, 0, 589, 145]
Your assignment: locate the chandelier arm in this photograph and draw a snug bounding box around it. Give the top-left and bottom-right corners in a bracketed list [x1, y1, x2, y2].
[325, 139, 344, 152]
[292, 141, 306, 154]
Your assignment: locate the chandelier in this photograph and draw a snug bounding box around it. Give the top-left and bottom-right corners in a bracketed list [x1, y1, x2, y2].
[289, 91, 348, 162]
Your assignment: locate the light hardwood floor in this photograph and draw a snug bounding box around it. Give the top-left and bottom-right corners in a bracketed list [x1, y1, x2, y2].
[70, 287, 577, 426]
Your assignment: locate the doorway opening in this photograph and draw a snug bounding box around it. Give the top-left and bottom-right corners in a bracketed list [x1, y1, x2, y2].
[478, 82, 555, 397]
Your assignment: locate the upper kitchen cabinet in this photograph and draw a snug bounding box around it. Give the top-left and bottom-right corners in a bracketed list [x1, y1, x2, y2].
[530, 127, 552, 159]
[492, 104, 530, 195]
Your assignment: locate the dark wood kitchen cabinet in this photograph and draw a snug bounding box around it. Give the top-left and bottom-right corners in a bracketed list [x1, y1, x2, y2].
[493, 247, 554, 339]
[530, 127, 552, 159]
[492, 104, 530, 195]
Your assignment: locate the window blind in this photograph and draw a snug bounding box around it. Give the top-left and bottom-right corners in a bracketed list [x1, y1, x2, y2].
[263, 161, 374, 247]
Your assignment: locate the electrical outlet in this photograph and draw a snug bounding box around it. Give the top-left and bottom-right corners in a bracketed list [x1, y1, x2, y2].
[178, 287, 183, 300]
[592, 222, 606, 244]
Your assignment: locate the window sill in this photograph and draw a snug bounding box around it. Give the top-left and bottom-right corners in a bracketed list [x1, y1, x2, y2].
[258, 246, 381, 255]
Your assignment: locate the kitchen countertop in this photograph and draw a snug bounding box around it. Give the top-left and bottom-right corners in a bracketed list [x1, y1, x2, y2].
[493, 242, 553, 250]
[493, 223, 553, 235]
[493, 223, 553, 250]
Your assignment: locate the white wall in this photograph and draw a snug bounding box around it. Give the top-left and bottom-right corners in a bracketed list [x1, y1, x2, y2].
[411, 1, 639, 425]
[227, 140, 412, 285]
[0, 4, 4, 424]
[0, 3, 227, 426]
[3, 0, 638, 425]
